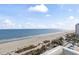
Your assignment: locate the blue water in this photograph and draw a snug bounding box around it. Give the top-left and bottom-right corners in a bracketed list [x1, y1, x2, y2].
[0, 29, 62, 41]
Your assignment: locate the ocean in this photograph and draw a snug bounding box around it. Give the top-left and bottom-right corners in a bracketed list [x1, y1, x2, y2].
[0, 29, 62, 42]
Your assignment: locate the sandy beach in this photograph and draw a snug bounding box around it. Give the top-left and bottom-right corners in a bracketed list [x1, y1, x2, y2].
[0, 31, 73, 55]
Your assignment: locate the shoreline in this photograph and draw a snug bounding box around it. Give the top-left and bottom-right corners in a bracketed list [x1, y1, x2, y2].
[0, 31, 63, 44]
[0, 31, 74, 54]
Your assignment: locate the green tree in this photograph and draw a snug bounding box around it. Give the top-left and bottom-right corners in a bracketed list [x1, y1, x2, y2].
[65, 33, 79, 47]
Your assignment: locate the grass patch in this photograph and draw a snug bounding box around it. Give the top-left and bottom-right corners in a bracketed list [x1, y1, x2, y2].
[24, 45, 47, 55]
[43, 40, 50, 43]
[15, 45, 36, 53]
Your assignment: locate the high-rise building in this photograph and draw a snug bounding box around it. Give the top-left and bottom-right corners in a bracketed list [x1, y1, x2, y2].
[75, 23, 79, 36]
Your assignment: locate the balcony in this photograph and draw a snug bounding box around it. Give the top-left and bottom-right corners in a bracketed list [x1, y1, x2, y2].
[41, 46, 79, 55]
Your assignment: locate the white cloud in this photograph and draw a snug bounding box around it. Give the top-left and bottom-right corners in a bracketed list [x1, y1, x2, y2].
[68, 16, 79, 29]
[0, 19, 49, 29]
[23, 22, 48, 29]
[0, 19, 16, 29]
[28, 4, 48, 13]
[69, 16, 74, 20]
[0, 16, 79, 30]
[45, 14, 51, 17]
[17, 24, 23, 29]
[50, 16, 79, 30]
[51, 22, 67, 29]
[68, 8, 72, 12]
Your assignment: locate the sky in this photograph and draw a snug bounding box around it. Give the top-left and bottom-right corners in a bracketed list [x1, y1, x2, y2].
[0, 4, 79, 30]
